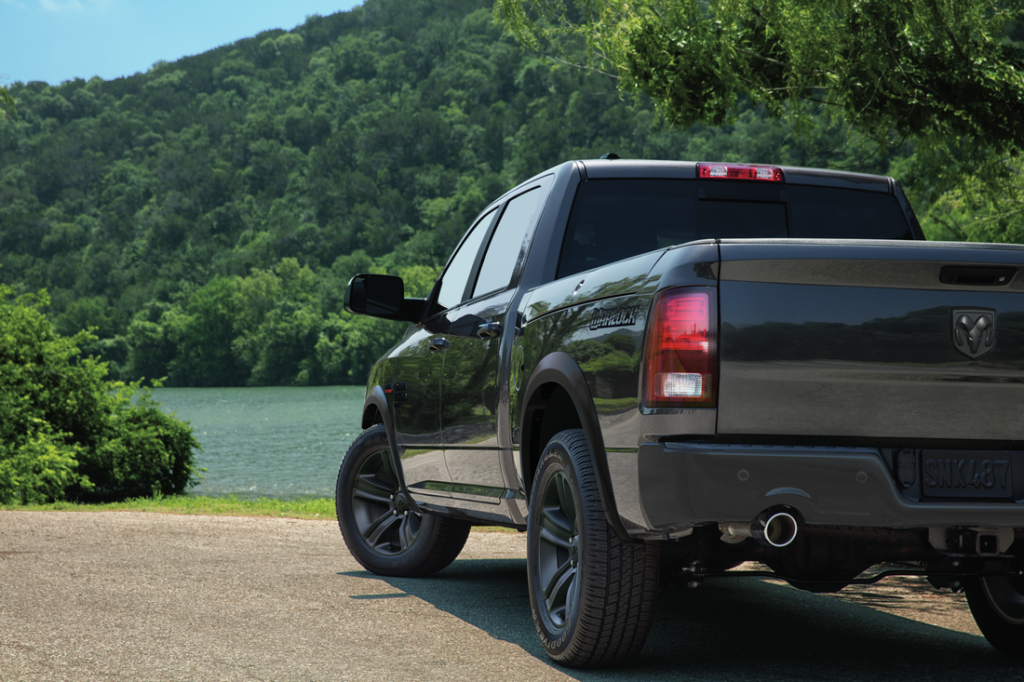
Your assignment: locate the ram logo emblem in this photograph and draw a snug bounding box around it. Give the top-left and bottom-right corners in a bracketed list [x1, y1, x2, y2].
[952, 308, 996, 359]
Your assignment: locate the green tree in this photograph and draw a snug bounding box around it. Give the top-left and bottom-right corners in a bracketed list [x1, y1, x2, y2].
[496, 0, 1024, 238]
[495, 1, 1024, 151]
[166, 277, 248, 387]
[0, 0, 938, 387]
[0, 86, 15, 120]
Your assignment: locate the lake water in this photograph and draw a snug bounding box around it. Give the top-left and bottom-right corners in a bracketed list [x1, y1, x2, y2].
[152, 386, 365, 499]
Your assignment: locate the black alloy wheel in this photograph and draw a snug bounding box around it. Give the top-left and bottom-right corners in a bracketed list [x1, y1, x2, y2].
[336, 424, 470, 577]
[526, 429, 660, 667]
[965, 572, 1024, 660]
[351, 445, 420, 555]
[537, 467, 582, 629]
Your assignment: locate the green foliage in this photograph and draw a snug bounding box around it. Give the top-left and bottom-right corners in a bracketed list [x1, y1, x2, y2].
[896, 152, 1024, 244]
[496, 0, 1024, 240]
[0, 0, 931, 388]
[0, 85, 15, 120]
[496, 0, 1024, 150]
[85, 387, 200, 498]
[0, 426, 84, 505]
[0, 283, 200, 503]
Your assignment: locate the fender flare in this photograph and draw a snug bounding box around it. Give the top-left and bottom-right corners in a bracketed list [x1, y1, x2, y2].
[362, 385, 411, 498]
[520, 351, 637, 544]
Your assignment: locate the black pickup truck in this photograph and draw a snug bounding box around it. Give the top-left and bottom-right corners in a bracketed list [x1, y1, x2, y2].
[336, 159, 1024, 667]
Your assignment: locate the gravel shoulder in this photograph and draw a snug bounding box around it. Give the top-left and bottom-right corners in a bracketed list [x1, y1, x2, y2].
[1, 512, 1016, 682]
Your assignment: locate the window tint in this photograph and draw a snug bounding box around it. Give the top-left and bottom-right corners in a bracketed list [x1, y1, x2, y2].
[556, 179, 913, 280]
[437, 209, 498, 309]
[557, 180, 697, 279]
[697, 201, 787, 239]
[787, 186, 911, 239]
[473, 189, 542, 298]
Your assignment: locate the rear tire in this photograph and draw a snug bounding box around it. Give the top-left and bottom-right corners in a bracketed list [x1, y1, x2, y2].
[965, 574, 1024, 661]
[526, 429, 659, 667]
[336, 424, 470, 577]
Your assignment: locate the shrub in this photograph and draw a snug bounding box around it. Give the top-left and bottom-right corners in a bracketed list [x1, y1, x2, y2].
[0, 424, 86, 505]
[0, 284, 199, 503]
[82, 389, 199, 498]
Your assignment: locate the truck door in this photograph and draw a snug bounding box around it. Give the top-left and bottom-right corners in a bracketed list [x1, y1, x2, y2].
[441, 183, 549, 507]
[393, 208, 498, 501]
[389, 328, 451, 499]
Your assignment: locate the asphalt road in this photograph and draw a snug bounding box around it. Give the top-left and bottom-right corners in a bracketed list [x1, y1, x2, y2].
[1, 512, 1022, 682]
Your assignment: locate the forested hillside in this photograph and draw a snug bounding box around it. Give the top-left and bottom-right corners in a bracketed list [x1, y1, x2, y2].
[1, 0, 913, 387]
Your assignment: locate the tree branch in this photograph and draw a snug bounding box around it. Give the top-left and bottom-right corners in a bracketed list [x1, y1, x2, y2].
[546, 55, 621, 79]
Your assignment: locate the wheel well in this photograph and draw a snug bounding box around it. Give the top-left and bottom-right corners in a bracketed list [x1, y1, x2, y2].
[362, 404, 383, 429]
[522, 382, 583, 499]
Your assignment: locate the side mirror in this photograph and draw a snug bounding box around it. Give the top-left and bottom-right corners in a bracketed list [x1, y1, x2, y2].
[344, 274, 425, 322]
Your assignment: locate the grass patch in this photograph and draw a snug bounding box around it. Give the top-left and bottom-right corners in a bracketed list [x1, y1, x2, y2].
[0, 495, 525, 532]
[0, 495, 337, 520]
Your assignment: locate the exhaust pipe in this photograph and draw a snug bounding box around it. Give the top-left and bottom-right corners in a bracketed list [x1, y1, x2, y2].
[720, 511, 799, 548]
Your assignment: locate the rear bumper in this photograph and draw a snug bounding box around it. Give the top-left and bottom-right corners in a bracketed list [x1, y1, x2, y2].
[614, 442, 1024, 535]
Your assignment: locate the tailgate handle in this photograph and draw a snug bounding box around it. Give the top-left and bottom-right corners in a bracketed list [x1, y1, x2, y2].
[940, 266, 1017, 286]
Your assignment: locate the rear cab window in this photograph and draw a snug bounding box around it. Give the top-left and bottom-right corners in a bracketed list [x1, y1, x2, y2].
[556, 178, 913, 279]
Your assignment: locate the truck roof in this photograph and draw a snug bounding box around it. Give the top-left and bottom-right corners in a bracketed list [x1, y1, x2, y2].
[579, 159, 893, 194]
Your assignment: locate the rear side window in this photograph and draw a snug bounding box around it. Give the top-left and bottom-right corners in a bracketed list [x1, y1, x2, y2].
[557, 180, 697, 279]
[473, 188, 542, 298]
[556, 179, 911, 279]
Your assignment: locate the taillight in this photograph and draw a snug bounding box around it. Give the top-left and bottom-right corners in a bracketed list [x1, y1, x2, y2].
[698, 163, 783, 182]
[643, 289, 716, 408]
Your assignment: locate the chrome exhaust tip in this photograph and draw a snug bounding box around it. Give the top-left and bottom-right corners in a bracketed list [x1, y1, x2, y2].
[719, 511, 799, 548]
[759, 512, 798, 548]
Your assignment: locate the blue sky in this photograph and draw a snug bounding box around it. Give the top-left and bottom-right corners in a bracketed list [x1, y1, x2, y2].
[1, 0, 365, 86]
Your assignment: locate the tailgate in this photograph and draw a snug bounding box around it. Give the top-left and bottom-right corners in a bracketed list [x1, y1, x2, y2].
[717, 239, 1024, 440]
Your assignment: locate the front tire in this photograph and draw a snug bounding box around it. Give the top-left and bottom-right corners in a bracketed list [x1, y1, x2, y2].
[336, 424, 470, 577]
[526, 429, 659, 667]
[965, 573, 1024, 660]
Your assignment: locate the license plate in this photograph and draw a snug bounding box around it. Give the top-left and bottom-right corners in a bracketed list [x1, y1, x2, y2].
[921, 451, 1013, 499]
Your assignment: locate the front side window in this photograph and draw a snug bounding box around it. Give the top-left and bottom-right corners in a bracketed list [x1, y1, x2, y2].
[437, 209, 498, 309]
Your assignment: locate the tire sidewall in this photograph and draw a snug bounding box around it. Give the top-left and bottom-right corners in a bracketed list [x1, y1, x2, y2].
[527, 435, 589, 659]
[965, 575, 1024, 660]
[336, 424, 438, 576]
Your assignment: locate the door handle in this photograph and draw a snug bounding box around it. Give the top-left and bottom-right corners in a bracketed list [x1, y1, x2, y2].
[475, 321, 502, 339]
[428, 337, 449, 352]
